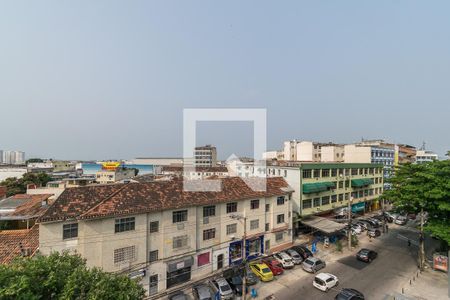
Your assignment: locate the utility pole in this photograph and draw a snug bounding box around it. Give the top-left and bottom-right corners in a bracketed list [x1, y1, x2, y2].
[382, 198, 386, 234]
[230, 214, 247, 300]
[348, 197, 353, 251]
[419, 207, 425, 271]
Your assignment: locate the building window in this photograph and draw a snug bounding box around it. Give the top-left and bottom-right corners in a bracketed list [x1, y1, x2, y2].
[62, 223, 78, 240]
[338, 194, 344, 201]
[275, 232, 283, 242]
[114, 245, 136, 264]
[277, 214, 285, 224]
[331, 169, 337, 177]
[313, 198, 321, 207]
[250, 219, 259, 230]
[226, 223, 237, 235]
[303, 199, 312, 209]
[302, 169, 312, 178]
[345, 180, 350, 188]
[329, 194, 337, 203]
[172, 210, 188, 223]
[115, 217, 135, 233]
[149, 221, 159, 233]
[313, 169, 321, 178]
[265, 223, 270, 231]
[203, 206, 216, 217]
[226, 202, 237, 213]
[277, 196, 285, 205]
[322, 169, 330, 177]
[250, 199, 260, 209]
[149, 250, 158, 263]
[322, 196, 330, 205]
[197, 252, 210, 267]
[203, 228, 216, 240]
[351, 168, 358, 175]
[338, 181, 343, 189]
[265, 203, 270, 212]
[173, 235, 188, 249]
[284, 170, 287, 177]
[149, 275, 158, 296]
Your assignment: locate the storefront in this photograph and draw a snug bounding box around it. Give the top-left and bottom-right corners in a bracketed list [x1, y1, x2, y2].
[351, 202, 366, 214]
[229, 235, 265, 265]
[166, 256, 193, 289]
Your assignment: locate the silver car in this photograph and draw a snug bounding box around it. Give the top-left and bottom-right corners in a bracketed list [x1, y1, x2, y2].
[301, 257, 326, 273]
[286, 249, 303, 264]
[192, 284, 213, 300]
[211, 277, 233, 300]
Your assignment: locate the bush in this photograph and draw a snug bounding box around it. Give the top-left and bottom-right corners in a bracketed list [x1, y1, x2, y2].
[335, 240, 343, 252]
[351, 234, 359, 247]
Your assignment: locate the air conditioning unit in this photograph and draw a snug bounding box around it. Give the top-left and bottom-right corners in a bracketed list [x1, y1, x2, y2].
[203, 217, 209, 224]
[177, 223, 185, 230]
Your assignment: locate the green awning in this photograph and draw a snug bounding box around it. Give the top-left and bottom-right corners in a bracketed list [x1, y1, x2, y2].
[302, 182, 327, 194]
[351, 178, 374, 187]
[302, 182, 335, 194]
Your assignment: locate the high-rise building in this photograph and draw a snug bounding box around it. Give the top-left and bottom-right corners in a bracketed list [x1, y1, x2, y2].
[1, 150, 25, 165]
[194, 145, 217, 167]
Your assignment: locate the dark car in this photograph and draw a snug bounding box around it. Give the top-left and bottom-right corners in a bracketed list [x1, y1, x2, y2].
[335, 288, 365, 300]
[226, 275, 246, 296]
[291, 245, 313, 260]
[237, 266, 258, 285]
[356, 249, 378, 263]
[367, 228, 381, 237]
[168, 291, 188, 300]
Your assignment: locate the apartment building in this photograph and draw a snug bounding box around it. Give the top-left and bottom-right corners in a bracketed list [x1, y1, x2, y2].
[264, 162, 384, 231]
[95, 168, 136, 184]
[194, 145, 217, 167]
[38, 177, 293, 296]
[344, 144, 394, 178]
[1, 150, 25, 165]
[415, 150, 438, 164]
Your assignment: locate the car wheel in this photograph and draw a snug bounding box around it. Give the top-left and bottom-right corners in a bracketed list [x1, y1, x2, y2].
[325, 287, 329, 292]
[369, 258, 372, 263]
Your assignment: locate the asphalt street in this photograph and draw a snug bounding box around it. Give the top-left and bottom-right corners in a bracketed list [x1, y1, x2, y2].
[273, 223, 436, 300]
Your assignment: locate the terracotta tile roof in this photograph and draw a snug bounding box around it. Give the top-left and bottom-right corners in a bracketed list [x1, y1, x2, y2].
[39, 184, 125, 222]
[0, 225, 39, 264]
[39, 177, 291, 222]
[0, 194, 53, 220]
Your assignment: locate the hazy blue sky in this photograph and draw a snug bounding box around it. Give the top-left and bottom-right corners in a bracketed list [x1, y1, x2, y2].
[1, 1, 449, 160]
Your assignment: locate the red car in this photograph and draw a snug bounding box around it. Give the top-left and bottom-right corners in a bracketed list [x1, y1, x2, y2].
[261, 258, 284, 276]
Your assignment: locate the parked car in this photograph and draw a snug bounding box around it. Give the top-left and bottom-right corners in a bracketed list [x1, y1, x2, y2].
[226, 275, 246, 296]
[395, 215, 408, 225]
[238, 266, 259, 285]
[249, 262, 274, 282]
[356, 248, 378, 263]
[291, 245, 313, 260]
[211, 277, 234, 300]
[368, 218, 381, 227]
[169, 291, 188, 300]
[273, 252, 295, 269]
[356, 221, 368, 230]
[335, 288, 365, 300]
[261, 258, 284, 275]
[301, 257, 326, 273]
[313, 273, 339, 292]
[286, 249, 303, 264]
[367, 228, 381, 237]
[350, 224, 362, 234]
[192, 284, 213, 300]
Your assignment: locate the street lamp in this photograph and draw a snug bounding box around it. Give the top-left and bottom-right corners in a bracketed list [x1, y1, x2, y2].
[229, 214, 247, 300]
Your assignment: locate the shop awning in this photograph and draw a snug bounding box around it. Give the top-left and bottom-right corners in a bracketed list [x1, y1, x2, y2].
[351, 178, 373, 187]
[302, 182, 335, 194]
[300, 216, 346, 234]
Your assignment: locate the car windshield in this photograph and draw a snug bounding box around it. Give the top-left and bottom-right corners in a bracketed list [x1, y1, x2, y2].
[314, 278, 325, 285]
[232, 277, 242, 284]
[262, 267, 271, 273]
[220, 284, 231, 292]
[304, 259, 314, 265]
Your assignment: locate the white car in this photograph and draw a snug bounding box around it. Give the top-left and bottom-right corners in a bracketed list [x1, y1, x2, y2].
[312, 273, 339, 292]
[395, 215, 408, 225]
[273, 252, 295, 269]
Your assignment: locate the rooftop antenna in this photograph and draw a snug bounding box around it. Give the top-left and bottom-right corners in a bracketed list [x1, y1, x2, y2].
[420, 141, 426, 151]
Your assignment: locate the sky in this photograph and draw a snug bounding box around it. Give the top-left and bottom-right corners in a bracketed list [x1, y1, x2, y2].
[1, 1, 449, 160]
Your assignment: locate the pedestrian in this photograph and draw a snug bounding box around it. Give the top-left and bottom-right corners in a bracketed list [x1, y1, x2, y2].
[369, 235, 372, 242]
[408, 239, 411, 247]
[386, 224, 389, 233]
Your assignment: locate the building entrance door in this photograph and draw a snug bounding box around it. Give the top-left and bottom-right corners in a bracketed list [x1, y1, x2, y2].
[217, 254, 224, 269]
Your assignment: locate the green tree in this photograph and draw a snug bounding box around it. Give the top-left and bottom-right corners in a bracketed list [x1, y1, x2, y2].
[383, 160, 450, 268]
[0, 172, 52, 197]
[0, 252, 145, 300]
[25, 158, 44, 164]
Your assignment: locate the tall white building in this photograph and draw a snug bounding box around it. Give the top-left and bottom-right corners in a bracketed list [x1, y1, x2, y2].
[415, 150, 438, 164]
[1, 150, 25, 165]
